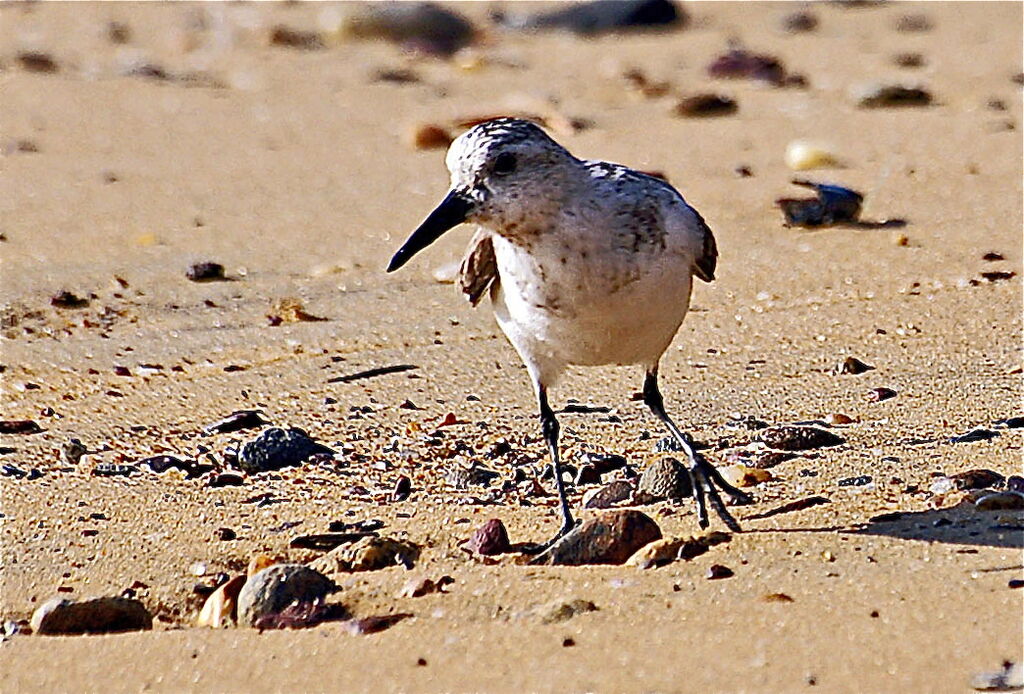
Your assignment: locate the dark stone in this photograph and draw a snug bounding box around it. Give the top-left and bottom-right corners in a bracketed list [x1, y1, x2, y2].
[781, 11, 817, 32]
[837, 356, 875, 375]
[31, 597, 152, 635]
[706, 564, 734, 579]
[186, 262, 226, 282]
[345, 3, 475, 56]
[583, 480, 634, 509]
[506, 0, 685, 36]
[50, 290, 89, 309]
[708, 48, 787, 85]
[139, 455, 193, 474]
[0, 420, 43, 435]
[465, 518, 511, 555]
[838, 475, 873, 487]
[757, 425, 844, 451]
[949, 469, 1005, 490]
[237, 427, 333, 474]
[858, 84, 933, 108]
[533, 510, 661, 566]
[392, 475, 412, 501]
[776, 180, 863, 227]
[674, 94, 737, 118]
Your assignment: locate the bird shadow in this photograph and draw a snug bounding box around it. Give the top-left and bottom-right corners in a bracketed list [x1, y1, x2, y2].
[739, 504, 1022, 550]
[849, 504, 1023, 550]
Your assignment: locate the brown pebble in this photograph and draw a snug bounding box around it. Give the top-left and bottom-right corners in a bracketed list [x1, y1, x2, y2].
[636, 456, 692, 501]
[674, 94, 737, 118]
[893, 52, 925, 68]
[781, 11, 817, 33]
[465, 518, 511, 555]
[17, 51, 59, 73]
[857, 84, 932, 108]
[562, 637, 576, 647]
[269, 25, 325, 50]
[107, 21, 132, 44]
[216, 527, 237, 541]
[762, 592, 794, 603]
[407, 124, 452, 150]
[894, 14, 932, 32]
[345, 613, 412, 635]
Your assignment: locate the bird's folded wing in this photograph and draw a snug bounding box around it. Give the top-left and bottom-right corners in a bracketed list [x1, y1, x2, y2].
[459, 229, 499, 306]
[693, 216, 718, 283]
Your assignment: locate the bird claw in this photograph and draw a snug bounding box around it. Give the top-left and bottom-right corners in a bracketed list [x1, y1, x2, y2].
[690, 454, 749, 532]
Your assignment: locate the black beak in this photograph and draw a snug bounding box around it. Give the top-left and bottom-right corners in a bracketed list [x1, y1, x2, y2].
[387, 189, 475, 273]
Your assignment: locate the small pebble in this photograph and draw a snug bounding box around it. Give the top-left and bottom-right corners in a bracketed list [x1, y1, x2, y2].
[17, 51, 59, 73]
[407, 124, 452, 150]
[949, 469, 1005, 490]
[776, 179, 863, 227]
[707, 48, 787, 85]
[836, 356, 874, 375]
[0, 420, 43, 435]
[392, 475, 412, 501]
[856, 83, 932, 108]
[867, 387, 897, 403]
[582, 480, 634, 509]
[50, 290, 89, 309]
[269, 25, 325, 50]
[674, 94, 737, 118]
[186, 262, 227, 282]
[757, 425, 844, 451]
[893, 52, 926, 68]
[538, 599, 598, 624]
[465, 518, 511, 555]
[706, 564, 734, 580]
[781, 11, 817, 33]
[345, 613, 412, 635]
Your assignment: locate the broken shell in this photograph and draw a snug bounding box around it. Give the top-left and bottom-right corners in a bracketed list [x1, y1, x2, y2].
[719, 464, 773, 488]
[196, 575, 246, 628]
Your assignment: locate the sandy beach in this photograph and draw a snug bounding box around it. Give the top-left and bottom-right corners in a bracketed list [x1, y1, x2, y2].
[1, 2, 1022, 692]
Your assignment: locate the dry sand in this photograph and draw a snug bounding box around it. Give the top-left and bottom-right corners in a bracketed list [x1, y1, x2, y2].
[1, 1, 1022, 692]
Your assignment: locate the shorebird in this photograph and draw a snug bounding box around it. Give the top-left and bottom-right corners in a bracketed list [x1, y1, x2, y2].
[388, 118, 751, 546]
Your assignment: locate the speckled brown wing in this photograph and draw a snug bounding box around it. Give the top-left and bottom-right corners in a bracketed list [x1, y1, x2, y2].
[459, 229, 499, 307]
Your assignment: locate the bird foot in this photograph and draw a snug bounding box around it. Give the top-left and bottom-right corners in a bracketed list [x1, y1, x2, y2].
[690, 454, 751, 533]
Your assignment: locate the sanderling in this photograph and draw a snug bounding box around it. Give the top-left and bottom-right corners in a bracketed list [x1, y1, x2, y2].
[389, 118, 752, 547]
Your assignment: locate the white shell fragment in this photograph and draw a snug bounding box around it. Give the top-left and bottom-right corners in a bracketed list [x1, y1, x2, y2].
[785, 140, 839, 171]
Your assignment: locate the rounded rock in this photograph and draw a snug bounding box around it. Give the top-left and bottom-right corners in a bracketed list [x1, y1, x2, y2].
[236, 564, 338, 627]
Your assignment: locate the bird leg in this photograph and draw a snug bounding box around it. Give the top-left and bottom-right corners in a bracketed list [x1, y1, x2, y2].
[642, 368, 752, 532]
[519, 386, 577, 554]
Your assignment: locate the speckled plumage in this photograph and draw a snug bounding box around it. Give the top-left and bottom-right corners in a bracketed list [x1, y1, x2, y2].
[389, 117, 750, 542]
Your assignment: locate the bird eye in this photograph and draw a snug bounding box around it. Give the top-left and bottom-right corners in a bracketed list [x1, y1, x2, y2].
[493, 152, 517, 176]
